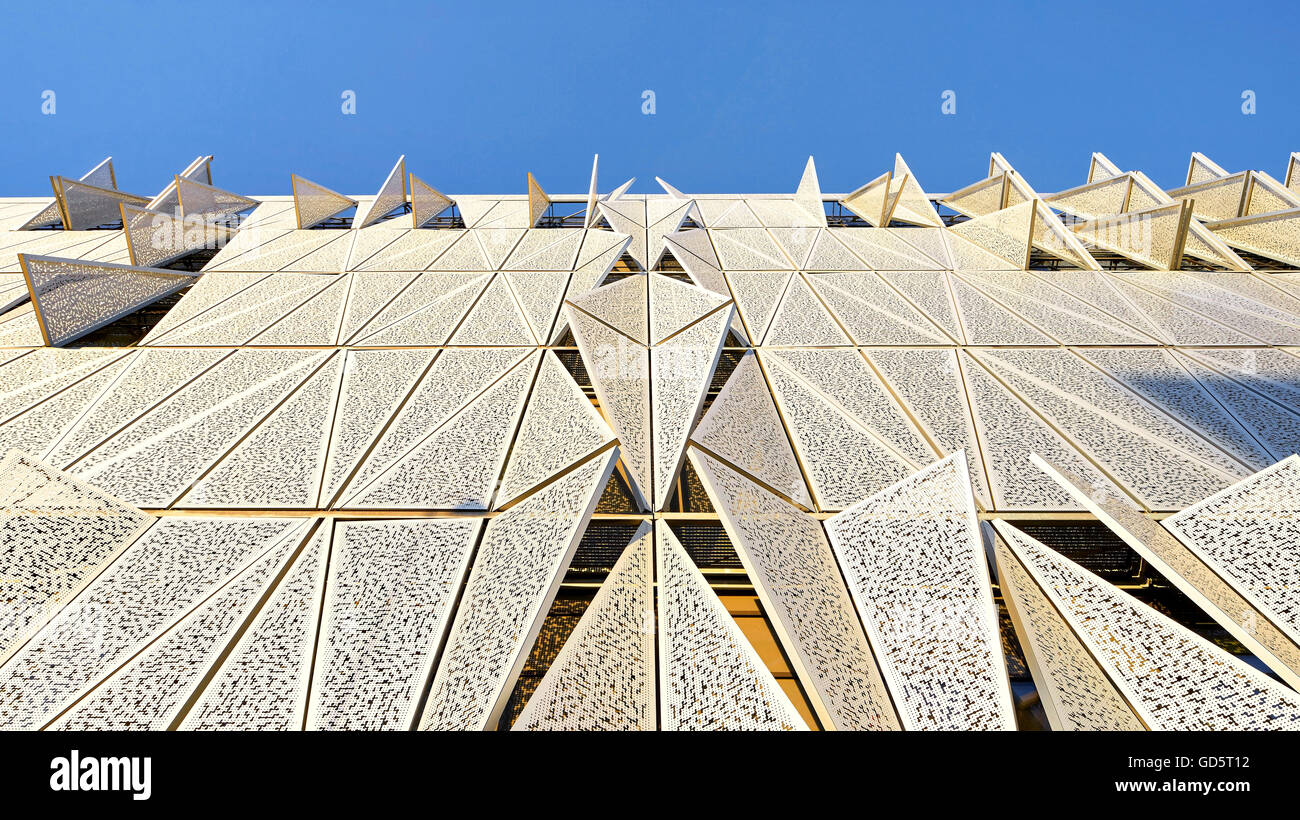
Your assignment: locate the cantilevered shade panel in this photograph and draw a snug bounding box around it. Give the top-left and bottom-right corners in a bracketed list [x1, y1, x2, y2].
[991, 529, 1144, 731]
[178, 353, 344, 509]
[1232, 170, 1295, 217]
[792, 156, 828, 227]
[662, 228, 736, 336]
[993, 520, 1300, 730]
[1072, 202, 1191, 270]
[889, 154, 944, 228]
[1035, 454, 1300, 690]
[292, 175, 356, 229]
[569, 273, 649, 345]
[656, 522, 808, 731]
[67, 350, 330, 508]
[420, 451, 616, 730]
[0, 451, 152, 665]
[649, 308, 731, 510]
[689, 450, 899, 731]
[49, 522, 305, 730]
[175, 176, 258, 222]
[340, 351, 537, 510]
[51, 176, 148, 230]
[948, 200, 1035, 270]
[20, 255, 196, 346]
[122, 203, 232, 268]
[356, 156, 406, 229]
[307, 519, 480, 730]
[1209, 209, 1300, 268]
[565, 306, 651, 510]
[19, 158, 115, 230]
[841, 173, 891, 226]
[1046, 174, 1133, 219]
[147, 155, 212, 212]
[1186, 152, 1229, 186]
[690, 352, 810, 507]
[596, 200, 647, 270]
[824, 453, 1016, 731]
[180, 524, 330, 730]
[527, 173, 550, 228]
[1167, 173, 1249, 222]
[512, 522, 655, 731]
[0, 516, 307, 730]
[646, 200, 693, 269]
[1030, 200, 1103, 271]
[664, 227, 722, 272]
[497, 351, 615, 508]
[647, 273, 729, 345]
[548, 231, 631, 343]
[409, 174, 454, 228]
[1164, 456, 1300, 658]
[942, 174, 1008, 218]
[569, 271, 725, 509]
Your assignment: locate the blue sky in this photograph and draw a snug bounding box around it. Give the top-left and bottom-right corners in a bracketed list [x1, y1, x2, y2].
[1, 0, 1295, 197]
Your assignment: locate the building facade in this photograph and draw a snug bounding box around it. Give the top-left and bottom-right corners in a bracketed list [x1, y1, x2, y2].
[1, 152, 1299, 730]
